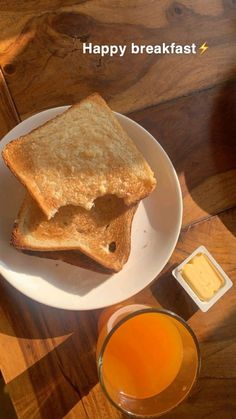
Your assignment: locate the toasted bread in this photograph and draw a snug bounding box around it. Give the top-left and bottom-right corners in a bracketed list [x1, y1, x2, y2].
[2, 94, 156, 219]
[12, 194, 137, 272]
[23, 250, 113, 274]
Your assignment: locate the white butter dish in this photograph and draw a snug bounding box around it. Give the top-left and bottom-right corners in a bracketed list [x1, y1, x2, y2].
[172, 246, 233, 312]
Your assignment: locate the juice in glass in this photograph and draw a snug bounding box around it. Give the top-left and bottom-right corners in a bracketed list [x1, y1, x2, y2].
[97, 305, 200, 417]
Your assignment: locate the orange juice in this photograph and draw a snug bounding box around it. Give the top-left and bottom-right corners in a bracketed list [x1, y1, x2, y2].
[101, 312, 183, 399]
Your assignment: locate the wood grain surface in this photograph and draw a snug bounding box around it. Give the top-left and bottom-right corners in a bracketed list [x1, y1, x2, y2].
[0, 1, 235, 418]
[0, 68, 20, 137]
[0, 0, 235, 119]
[130, 80, 236, 228]
[0, 208, 235, 419]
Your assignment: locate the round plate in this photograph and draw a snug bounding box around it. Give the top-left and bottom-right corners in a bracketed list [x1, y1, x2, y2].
[0, 107, 182, 310]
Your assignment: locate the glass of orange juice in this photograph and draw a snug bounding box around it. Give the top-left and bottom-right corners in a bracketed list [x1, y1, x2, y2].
[97, 304, 200, 417]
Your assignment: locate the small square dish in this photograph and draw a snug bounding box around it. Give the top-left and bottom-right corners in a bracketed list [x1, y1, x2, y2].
[172, 245, 233, 312]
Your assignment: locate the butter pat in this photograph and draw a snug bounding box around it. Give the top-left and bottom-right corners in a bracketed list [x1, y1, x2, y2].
[181, 253, 224, 301]
[172, 246, 233, 312]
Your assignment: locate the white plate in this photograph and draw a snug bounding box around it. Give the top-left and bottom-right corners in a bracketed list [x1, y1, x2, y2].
[0, 107, 182, 310]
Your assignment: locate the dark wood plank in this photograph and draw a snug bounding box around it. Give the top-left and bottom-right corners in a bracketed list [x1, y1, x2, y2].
[129, 80, 236, 227]
[0, 206, 235, 419]
[0, 1, 235, 118]
[0, 74, 235, 417]
[163, 379, 236, 419]
[0, 5, 235, 417]
[0, 67, 118, 418]
[0, 68, 20, 137]
[0, 277, 120, 419]
[150, 207, 236, 418]
[0, 70, 91, 419]
[0, 375, 16, 419]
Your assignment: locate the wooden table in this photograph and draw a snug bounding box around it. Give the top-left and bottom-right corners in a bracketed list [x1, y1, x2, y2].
[0, 1, 236, 418]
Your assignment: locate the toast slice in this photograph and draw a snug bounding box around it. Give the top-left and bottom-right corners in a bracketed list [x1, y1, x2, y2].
[12, 194, 138, 272]
[2, 93, 156, 219]
[23, 250, 113, 274]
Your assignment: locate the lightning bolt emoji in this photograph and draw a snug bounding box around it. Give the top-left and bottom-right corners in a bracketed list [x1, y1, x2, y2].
[199, 42, 208, 55]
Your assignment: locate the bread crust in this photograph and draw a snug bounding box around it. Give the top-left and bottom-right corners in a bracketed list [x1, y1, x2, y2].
[2, 93, 156, 219]
[22, 250, 114, 274]
[12, 194, 138, 272]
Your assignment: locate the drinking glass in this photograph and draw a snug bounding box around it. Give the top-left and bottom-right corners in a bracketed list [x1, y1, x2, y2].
[97, 304, 200, 417]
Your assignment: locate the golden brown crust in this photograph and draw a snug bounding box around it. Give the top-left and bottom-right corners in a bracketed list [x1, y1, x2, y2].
[2, 93, 156, 219]
[12, 194, 138, 272]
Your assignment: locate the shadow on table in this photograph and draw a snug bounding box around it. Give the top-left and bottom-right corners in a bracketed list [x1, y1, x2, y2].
[0, 276, 99, 339]
[150, 265, 198, 321]
[0, 279, 100, 417]
[6, 333, 98, 419]
[200, 303, 236, 347]
[0, 373, 16, 419]
[184, 72, 236, 236]
[130, 69, 236, 239]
